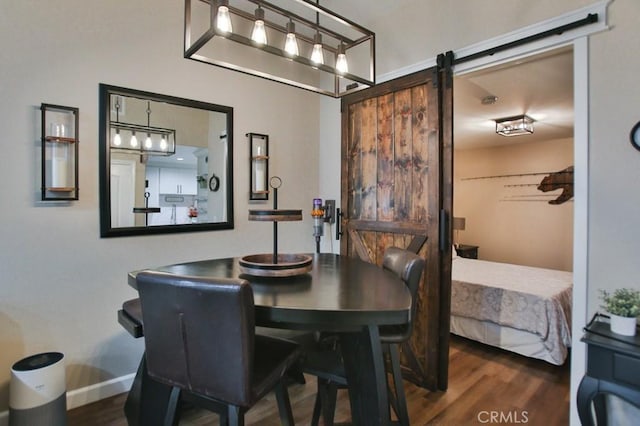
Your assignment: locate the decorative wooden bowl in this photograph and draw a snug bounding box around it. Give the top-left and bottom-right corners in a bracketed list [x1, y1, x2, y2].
[239, 253, 313, 277]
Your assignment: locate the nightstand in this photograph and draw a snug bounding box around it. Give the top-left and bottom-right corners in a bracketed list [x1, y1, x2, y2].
[455, 244, 478, 259]
[577, 315, 640, 426]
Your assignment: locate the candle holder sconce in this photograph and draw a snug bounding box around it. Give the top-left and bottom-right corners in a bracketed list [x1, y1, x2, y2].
[248, 132, 269, 201]
[41, 103, 79, 201]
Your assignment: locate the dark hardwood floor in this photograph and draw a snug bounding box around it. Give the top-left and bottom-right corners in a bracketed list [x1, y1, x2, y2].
[67, 335, 570, 425]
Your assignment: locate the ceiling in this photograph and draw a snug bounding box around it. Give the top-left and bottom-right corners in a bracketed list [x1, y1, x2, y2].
[454, 47, 574, 150]
[321, 1, 574, 151]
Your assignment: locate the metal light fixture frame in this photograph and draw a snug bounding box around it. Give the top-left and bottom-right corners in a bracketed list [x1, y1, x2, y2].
[495, 114, 535, 137]
[184, 0, 376, 97]
[109, 98, 177, 156]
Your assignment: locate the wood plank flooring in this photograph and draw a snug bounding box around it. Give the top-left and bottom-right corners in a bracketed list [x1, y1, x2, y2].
[67, 335, 570, 425]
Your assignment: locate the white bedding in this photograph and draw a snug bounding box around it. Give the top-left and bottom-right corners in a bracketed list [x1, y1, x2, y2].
[451, 256, 573, 365]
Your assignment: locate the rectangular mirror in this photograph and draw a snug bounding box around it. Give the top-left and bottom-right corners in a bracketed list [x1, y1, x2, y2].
[99, 84, 234, 237]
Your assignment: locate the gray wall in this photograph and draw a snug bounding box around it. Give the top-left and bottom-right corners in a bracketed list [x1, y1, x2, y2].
[0, 0, 320, 412]
[2, 0, 640, 422]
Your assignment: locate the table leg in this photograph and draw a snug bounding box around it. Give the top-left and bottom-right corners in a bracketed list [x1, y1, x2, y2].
[124, 353, 178, 426]
[340, 324, 390, 425]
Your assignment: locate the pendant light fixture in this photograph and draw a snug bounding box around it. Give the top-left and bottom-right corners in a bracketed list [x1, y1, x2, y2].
[184, 0, 375, 97]
[215, 0, 233, 34]
[110, 96, 176, 155]
[284, 20, 299, 57]
[310, 32, 324, 65]
[113, 98, 122, 146]
[335, 43, 348, 74]
[251, 6, 267, 45]
[130, 131, 138, 148]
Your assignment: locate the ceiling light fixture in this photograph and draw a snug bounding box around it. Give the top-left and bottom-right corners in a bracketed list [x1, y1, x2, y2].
[283, 20, 299, 57]
[310, 32, 324, 65]
[481, 95, 498, 105]
[110, 98, 176, 155]
[251, 6, 268, 45]
[495, 114, 535, 137]
[335, 43, 348, 74]
[215, 0, 233, 34]
[184, 0, 375, 97]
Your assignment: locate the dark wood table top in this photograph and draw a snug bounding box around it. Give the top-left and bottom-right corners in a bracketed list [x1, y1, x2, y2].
[128, 253, 411, 331]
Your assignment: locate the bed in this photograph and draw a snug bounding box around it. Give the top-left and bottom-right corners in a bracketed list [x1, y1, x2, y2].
[450, 252, 573, 365]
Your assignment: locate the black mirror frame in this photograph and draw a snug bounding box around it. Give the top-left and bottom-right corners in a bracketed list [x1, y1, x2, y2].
[98, 83, 234, 237]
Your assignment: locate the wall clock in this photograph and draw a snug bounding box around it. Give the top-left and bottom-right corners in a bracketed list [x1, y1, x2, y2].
[631, 120, 640, 151]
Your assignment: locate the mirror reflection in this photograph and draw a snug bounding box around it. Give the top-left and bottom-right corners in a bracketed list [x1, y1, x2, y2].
[99, 84, 234, 237]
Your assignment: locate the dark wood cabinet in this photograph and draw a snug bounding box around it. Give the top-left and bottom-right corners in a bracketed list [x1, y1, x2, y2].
[456, 244, 478, 259]
[577, 317, 640, 426]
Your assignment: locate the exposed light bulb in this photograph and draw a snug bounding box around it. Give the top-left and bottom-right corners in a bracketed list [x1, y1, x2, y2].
[284, 21, 298, 57]
[144, 134, 152, 149]
[113, 130, 121, 146]
[336, 44, 348, 74]
[310, 33, 324, 65]
[160, 135, 168, 151]
[130, 131, 138, 148]
[216, 1, 232, 34]
[251, 7, 267, 45]
[252, 21, 267, 45]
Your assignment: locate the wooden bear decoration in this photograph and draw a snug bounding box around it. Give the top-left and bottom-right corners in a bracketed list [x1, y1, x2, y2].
[537, 166, 574, 205]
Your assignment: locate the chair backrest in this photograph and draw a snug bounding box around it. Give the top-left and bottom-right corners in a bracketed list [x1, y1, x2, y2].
[136, 271, 255, 407]
[382, 247, 426, 339]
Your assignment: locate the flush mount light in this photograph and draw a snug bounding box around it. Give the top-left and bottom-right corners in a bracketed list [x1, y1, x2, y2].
[495, 114, 535, 137]
[184, 0, 375, 97]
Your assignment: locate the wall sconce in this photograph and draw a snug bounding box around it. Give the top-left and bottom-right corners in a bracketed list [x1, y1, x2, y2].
[109, 96, 176, 156]
[452, 216, 466, 247]
[495, 115, 534, 137]
[248, 132, 269, 200]
[184, 0, 375, 97]
[41, 103, 79, 201]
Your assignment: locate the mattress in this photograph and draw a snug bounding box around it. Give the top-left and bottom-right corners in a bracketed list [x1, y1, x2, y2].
[451, 256, 573, 365]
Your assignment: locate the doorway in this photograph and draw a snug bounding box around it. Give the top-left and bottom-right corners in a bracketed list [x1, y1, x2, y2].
[450, 38, 588, 422]
[453, 46, 574, 270]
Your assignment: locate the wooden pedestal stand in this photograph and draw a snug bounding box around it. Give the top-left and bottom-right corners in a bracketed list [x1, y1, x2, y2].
[239, 177, 312, 277]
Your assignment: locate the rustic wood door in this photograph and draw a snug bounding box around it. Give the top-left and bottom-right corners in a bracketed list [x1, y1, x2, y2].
[340, 66, 453, 391]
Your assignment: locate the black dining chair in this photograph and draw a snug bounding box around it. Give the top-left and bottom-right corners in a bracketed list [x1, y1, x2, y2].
[305, 247, 425, 426]
[136, 270, 302, 426]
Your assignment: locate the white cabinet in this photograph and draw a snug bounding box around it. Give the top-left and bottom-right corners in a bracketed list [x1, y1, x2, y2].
[159, 167, 197, 195]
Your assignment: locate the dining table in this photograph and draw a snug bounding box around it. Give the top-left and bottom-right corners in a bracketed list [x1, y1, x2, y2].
[124, 253, 412, 425]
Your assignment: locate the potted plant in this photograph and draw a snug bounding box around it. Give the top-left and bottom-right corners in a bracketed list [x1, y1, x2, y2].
[599, 288, 640, 336]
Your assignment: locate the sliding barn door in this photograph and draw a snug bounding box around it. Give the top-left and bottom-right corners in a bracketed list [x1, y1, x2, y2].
[340, 67, 453, 391]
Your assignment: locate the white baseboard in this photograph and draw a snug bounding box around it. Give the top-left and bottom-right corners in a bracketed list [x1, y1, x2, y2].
[0, 373, 135, 426]
[66, 373, 135, 410]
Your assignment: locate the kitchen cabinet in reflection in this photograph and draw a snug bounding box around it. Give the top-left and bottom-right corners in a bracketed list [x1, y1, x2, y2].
[145, 165, 197, 225]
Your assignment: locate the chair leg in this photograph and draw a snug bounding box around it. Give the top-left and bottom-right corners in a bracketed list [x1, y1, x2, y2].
[162, 387, 181, 426]
[311, 385, 323, 426]
[317, 379, 338, 426]
[311, 377, 339, 426]
[227, 405, 244, 426]
[274, 380, 295, 426]
[388, 343, 410, 426]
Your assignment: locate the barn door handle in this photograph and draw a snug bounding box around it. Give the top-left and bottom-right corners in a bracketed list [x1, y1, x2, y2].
[336, 208, 343, 240]
[439, 209, 449, 251]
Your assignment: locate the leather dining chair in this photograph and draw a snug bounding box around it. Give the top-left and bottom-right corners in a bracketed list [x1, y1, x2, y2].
[304, 247, 425, 426]
[136, 271, 302, 426]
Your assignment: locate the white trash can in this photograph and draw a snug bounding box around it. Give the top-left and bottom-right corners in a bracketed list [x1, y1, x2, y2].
[9, 352, 67, 426]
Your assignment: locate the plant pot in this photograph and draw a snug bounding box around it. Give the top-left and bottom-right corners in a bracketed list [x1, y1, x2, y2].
[609, 313, 638, 336]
